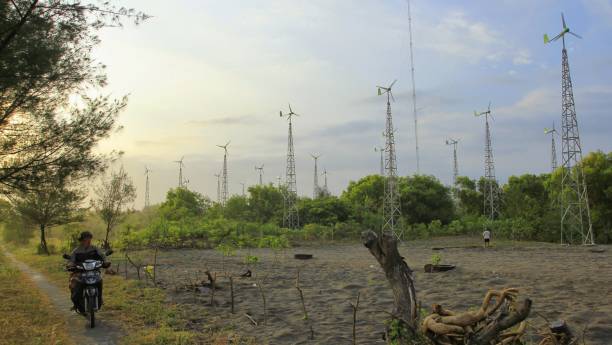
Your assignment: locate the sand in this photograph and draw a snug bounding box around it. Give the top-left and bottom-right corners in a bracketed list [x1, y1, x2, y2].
[134, 237, 612, 344]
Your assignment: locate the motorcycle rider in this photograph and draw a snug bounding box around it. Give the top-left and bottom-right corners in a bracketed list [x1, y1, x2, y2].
[67, 231, 109, 313]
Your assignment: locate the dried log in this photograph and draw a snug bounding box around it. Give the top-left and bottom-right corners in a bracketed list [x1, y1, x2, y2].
[468, 298, 531, 345]
[362, 230, 418, 330]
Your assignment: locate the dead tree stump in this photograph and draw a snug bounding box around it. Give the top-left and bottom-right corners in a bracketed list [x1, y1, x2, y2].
[362, 230, 418, 330]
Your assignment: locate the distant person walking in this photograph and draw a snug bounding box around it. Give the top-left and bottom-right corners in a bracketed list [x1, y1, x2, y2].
[483, 228, 491, 248]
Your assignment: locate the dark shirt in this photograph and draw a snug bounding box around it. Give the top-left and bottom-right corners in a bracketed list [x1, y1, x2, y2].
[69, 245, 107, 264]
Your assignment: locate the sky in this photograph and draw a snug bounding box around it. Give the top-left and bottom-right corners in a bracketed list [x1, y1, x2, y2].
[91, 0, 612, 207]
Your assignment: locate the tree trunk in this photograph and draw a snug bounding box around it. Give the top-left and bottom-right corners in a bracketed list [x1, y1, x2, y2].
[39, 223, 49, 255]
[362, 230, 418, 329]
[103, 223, 112, 249]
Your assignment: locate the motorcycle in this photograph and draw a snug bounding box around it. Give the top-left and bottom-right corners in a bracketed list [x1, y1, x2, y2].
[62, 250, 112, 328]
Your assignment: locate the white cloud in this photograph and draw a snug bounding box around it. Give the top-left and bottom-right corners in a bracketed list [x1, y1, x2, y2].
[513, 50, 533, 65]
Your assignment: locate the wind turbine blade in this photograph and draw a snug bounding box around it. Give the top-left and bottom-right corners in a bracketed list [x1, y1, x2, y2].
[288, 104, 292, 113]
[561, 12, 566, 29]
[389, 79, 397, 89]
[390, 92, 396, 103]
[488, 101, 491, 111]
[568, 31, 582, 39]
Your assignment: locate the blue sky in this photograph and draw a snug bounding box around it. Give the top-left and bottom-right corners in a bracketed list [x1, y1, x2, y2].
[92, 0, 612, 206]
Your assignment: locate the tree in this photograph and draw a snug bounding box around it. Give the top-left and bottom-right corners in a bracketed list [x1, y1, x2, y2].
[298, 196, 351, 226]
[12, 176, 85, 254]
[247, 184, 284, 224]
[92, 167, 136, 249]
[399, 175, 455, 225]
[0, 1, 148, 193]
[580, 151, 612, 243]
[456, 176, 483, 216]
[158, 187, 210, 221]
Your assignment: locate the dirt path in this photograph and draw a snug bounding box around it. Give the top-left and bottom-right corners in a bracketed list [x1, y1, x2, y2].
[2, 249, 122, 345]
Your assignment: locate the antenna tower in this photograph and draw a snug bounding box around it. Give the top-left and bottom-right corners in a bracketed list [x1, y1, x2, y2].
[240, 182, 245, 196]
[407, 0, 420, 173]
[216, 141, 230, 206]
[311, 154, 321, 198]
[280, 104, 299, 228]
[544, 13, 593, 245]
[474, 103, 500, 220]
[255, 164, 264, 185]
[144, 166, 151, 208]
[377, 80, 401, 236]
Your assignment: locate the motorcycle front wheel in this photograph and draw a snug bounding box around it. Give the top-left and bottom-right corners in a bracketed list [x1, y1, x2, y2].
[88, 295, 96, 328]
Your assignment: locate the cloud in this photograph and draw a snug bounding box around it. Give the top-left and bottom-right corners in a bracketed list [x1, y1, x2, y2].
[513, 50, 533, 65]
[497, 88, 557, 119]
[186, 115, 257, 127]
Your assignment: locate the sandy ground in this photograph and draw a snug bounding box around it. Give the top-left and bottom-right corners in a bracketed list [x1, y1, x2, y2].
[135, 237, 612, 345]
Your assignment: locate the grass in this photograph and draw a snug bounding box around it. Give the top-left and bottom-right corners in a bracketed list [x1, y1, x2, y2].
[0, 250, 73, 345]
[5, 237, 258, 345]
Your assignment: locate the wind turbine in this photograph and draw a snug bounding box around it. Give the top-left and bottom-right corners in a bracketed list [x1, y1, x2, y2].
[545, 12, 593, 245]
[214, 172, 221, 203]
[374, 146, 384, 175]
[174, 156, 185, 188]
[544, 123, 558, 172]
[474, 102, 500, 220]
[280, 104, 300, 228]
[240, 182, 245, 196]
[544, 13, 582, 48]
[377, 79, 401, 236]
[144, 166, 152, 208]
[310, 153, 321, 199]
[217, 141, 230, 205]
[445, 138, 459, 188]
[255, 164, 264, 185]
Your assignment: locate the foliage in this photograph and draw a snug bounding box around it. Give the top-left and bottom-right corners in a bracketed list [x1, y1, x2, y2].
[10, 175, 85, 254]
[399, 175, 455, 225]
[431, 253, 442, 266]
[456, 176, 483, 216]
[158, 188, 210, 221]
[0, 1, 147, 193]
[92, 167, 137, 249]
[581, 151, 612, 243]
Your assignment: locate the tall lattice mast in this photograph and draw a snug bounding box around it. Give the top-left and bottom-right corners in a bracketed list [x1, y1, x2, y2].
[280, 104, 299, 229]
[255, 164, 264, 185]
[407, 0, 420, 173]
[475, 103, 500, 220]
[214, 173, 221, 203]
[174, 157, 185, 188]
[445, 139, 459, 187]
[544, 124, 558, 172]
[545, 13, 593, 245]
[144, 166, 151, 208]
[377, 80, 401, 236]
[322, 168, 328, 191]
[216, 141, 230, 206]
[311, 153, 321, 198]
[240, 182, 245, 196]
[374, 146, 384, 175]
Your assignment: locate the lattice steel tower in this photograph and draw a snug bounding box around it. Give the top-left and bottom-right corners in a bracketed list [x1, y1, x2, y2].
[322, 168, 328, 192]
[174, 157, 185, 188]
[280, 105, 299, 229]
[475, 103, 500, 220]
[216, 141, 230, 206]
[544, 124, 558, 172]
[407, 0, 420, 173]
[144, 166, 151, 208]
[311, 153, 321, 198]
[255, 164, 264, 185]
[214, 172, 221, 203]
[545, 13, 594, 245]
[377, 80, 401, 236]
[445, 139, 459, 187]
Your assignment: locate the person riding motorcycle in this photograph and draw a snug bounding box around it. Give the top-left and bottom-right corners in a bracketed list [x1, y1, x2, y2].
[67, 231, 110, 313]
